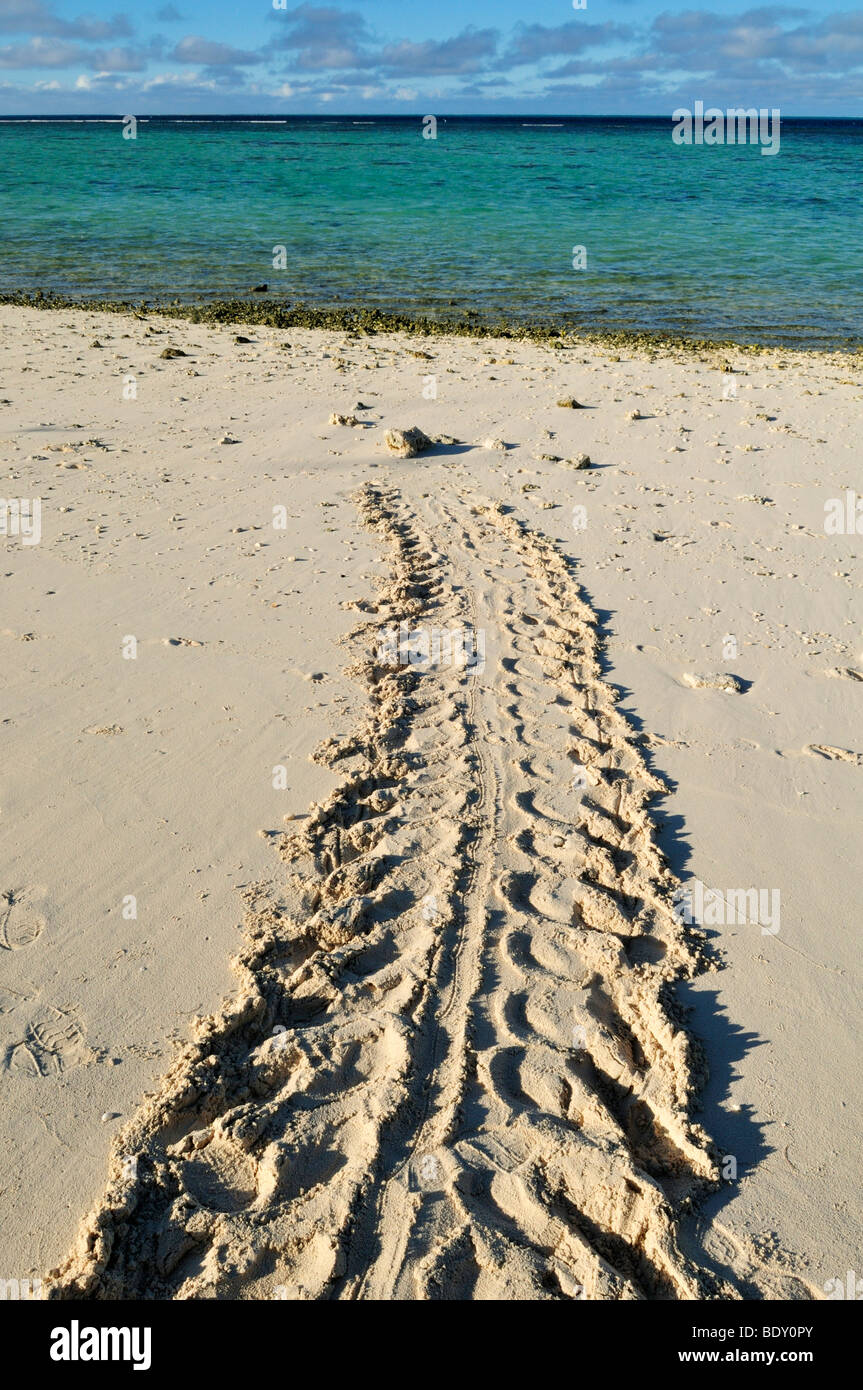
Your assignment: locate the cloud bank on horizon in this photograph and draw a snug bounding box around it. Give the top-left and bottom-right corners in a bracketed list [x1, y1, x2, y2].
[0, 0, 860, 114]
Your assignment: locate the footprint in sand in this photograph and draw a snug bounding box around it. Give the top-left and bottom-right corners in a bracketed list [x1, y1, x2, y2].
[0, 983, 31, 1015]
[3, 1006, 91, 1076]
[0, 887, 46, 951]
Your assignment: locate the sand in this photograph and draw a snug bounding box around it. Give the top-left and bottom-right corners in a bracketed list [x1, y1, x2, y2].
[0, 305, 860, 1299]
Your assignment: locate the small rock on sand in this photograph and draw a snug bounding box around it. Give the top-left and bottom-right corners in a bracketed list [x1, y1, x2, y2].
[385, 427, 432, 457]
[160, 347, 186, 359]
[329, 413, 360, 427]
[683, 672, 744, 693]
[556, 397, 584, 409]
[483, 437, 507, 452]
[627, 408, 642, 420]
[562, 453, 591, 469]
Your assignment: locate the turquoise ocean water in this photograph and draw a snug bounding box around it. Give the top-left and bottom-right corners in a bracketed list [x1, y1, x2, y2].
[0, 116, 861, 346]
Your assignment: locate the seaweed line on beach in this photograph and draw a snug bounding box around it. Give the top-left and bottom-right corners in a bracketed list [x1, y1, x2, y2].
[3, 290, 862, 359]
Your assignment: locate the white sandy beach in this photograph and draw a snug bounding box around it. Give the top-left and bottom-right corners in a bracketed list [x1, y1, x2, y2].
[1, 304, 860, 1299]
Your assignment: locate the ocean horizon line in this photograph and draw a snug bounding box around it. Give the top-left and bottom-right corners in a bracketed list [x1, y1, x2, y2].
[1, 112, 861, 122]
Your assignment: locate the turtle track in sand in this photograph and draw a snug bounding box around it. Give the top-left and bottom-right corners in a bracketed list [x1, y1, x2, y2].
[48, 484, 731, 1302]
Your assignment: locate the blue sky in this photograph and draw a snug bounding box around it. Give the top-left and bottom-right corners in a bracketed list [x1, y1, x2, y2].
[0, 0, 860, 113]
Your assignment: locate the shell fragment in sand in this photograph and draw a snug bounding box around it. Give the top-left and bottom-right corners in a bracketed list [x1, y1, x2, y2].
[805, 744, 863, 766]
[824, 667, 863, 681]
